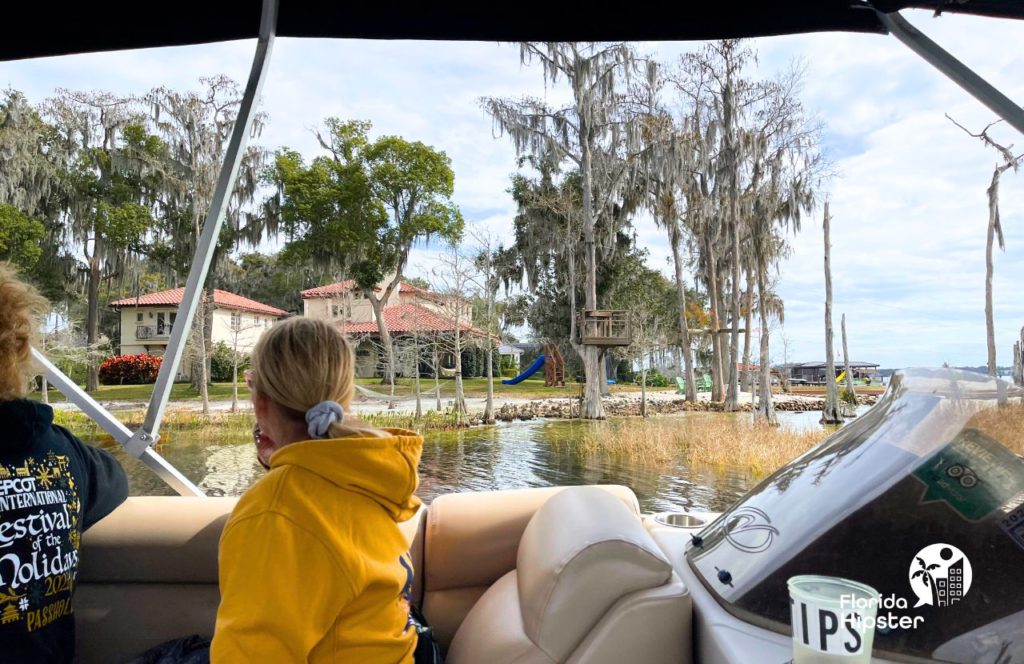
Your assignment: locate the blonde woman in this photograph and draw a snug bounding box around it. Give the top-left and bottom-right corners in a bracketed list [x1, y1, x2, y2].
[0, 264, 128, 663]
[211, 317, 423, 663]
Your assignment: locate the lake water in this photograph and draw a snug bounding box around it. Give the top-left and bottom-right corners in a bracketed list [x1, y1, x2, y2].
[103, 409, 859, 513]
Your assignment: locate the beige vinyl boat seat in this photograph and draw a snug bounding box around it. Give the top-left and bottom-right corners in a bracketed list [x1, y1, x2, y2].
[445, 487, 691, 664]
[75, 485, 690, 664]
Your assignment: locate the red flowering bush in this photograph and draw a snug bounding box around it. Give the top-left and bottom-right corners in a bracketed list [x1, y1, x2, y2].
[99, 353, 163, 385]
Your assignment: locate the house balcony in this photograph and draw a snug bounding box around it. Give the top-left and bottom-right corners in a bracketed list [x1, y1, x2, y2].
[136, 325, 171, 341]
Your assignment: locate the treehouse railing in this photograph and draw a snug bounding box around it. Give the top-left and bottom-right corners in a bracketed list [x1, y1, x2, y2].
[578, 310, 631, 347]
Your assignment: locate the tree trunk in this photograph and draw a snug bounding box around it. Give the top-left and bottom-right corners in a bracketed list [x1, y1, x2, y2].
[368, 293, 396, 386]
[822, 202, 842, 424]
[640, 359, 648, 418]
[231, 353, 239, 414]
[453, 335, 466, 421]
[484, 340, 495, 424]
[1016, 326, 1024, 386]
[705, 237, 724, 402]
[742, 272, 754, 393]
[841, 313, 856, 408]
[433, 339, 442, 411]
[670, 226, 697, 401]
[187, 297, 210, 414]
[725, 220, 742, 411]
[755, 267, 776, 424]
[986, 166, 1002, 378]
[85, 253, 101, 392]
[577, 127, 605, 419]
[413, 336, 423, 419]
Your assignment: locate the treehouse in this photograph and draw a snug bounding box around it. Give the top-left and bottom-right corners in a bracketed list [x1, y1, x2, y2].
[578, 309, 632, 347]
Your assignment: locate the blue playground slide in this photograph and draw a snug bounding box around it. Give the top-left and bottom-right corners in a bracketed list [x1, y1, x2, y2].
[502, 354, 546, 385]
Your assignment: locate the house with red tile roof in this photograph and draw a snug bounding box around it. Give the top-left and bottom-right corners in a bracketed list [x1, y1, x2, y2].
[110, 288, 288, 358]
[301, 277, 489, 378]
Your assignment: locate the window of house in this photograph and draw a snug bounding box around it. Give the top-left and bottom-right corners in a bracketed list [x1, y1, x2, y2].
[169, 313, 176, 334]
[136, 312, 144, 323]
[157, 312, 166, 335]
[332, 304, 340, 317]
[231, 312, 241, 331]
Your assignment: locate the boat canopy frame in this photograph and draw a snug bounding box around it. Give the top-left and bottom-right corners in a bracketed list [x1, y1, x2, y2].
[23, 3, 1024, 495]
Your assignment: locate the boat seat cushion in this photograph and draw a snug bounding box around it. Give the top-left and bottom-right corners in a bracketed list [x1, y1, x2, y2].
[421, 485, 639, 647]
[446, 487, 691, 664]
[516, 487, 672, 660]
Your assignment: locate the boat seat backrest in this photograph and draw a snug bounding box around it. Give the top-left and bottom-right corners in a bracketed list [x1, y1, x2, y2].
[446, 487, 692, 664]
[74, 497, 426, 664]
[75, 497, 234, 664]
[419, 485, 640, 648]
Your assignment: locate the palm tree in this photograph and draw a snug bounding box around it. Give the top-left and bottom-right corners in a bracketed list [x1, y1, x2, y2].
[911, 556, 941, 606]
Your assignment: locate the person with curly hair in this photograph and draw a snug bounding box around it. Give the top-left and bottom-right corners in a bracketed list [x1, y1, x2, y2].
[0, 263, 128, 663]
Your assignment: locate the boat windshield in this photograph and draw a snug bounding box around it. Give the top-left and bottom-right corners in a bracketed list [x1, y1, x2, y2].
[687, 368, 1024, 662]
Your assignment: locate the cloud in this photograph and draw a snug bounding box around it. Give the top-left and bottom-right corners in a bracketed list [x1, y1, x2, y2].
[4, 12, 1023, 368]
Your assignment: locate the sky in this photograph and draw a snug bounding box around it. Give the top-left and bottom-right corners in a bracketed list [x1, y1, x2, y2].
[2, 10, 1023, 370]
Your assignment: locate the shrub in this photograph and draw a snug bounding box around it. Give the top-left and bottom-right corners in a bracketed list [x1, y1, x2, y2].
[615, 359, 635, 384]
[99, 354, 162, 385]
[210, 342, 249, 383]
[635, 368, 670, 388]
[840, 386, 857, 405]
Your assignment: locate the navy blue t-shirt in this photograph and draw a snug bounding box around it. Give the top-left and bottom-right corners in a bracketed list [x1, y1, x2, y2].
[0, 400, 128, 663]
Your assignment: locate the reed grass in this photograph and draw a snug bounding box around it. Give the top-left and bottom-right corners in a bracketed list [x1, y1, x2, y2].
[51, 406, 470, 445]
[564, 415, 829, 477]
[964, 403, 1024, 455]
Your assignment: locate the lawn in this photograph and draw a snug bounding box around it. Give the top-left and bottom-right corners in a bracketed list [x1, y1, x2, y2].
[355, 376, 675, 400]
[33, 376, 675, 404]
[35, 382, 253, 403]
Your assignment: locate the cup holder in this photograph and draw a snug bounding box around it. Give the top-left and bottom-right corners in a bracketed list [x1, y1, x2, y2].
[653, 512, 706, 528]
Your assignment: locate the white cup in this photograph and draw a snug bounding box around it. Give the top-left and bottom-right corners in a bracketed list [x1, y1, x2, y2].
[788, 575, 880, 663]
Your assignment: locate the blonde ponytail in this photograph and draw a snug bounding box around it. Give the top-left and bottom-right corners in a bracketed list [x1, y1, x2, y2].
[249, 317, 388, 439]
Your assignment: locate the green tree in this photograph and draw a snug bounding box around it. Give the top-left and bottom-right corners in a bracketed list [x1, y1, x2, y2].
[47, 91, 163, 391]
[483, 43, 653, 418]
[273, 119, 464, 384]
[0, 205, 45, 269]
[0, 90, 77, 301]
[148, 76, 271, 411]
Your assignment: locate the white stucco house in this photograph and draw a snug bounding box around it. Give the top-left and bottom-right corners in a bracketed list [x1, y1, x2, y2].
[110, 288, 288, 357]
[301, 277, 487, 378]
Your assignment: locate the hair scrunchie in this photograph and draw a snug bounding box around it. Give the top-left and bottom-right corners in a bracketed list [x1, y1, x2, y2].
[305, 401, 344, 439]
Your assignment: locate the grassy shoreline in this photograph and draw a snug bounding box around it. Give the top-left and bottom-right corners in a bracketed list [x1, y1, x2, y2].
[33, 377, 679, 404]
[555, 415, 829, 477]
[55, 407, 831, 478]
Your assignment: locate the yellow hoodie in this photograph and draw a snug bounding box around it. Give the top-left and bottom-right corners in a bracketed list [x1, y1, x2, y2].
[211, 429, 423, 664]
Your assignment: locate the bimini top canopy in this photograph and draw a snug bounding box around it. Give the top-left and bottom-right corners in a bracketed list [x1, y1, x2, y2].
[4, 0, 1024, 62]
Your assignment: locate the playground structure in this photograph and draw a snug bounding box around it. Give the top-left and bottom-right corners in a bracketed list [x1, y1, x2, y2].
[500, 341, 566, 387]
[543, 342, 565, 387]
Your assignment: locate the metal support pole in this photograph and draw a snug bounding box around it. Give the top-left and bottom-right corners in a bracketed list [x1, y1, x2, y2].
[32, 349, 203, 496]
[137, 0, 279, 446]
[27, 0, 278, 497]
[878, 11, 1024, 137]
